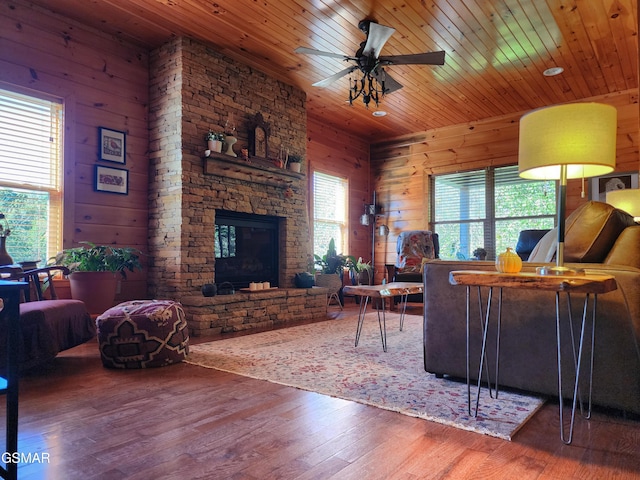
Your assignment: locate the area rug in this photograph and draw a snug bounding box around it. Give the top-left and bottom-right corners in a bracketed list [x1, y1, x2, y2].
[185, 312, 545, 440]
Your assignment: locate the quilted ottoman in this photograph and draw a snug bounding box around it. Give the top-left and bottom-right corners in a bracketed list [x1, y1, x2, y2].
[96, 300, 190, 368]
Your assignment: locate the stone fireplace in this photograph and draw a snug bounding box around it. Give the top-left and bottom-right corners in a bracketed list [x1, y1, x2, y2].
[147, 37, 325, 335]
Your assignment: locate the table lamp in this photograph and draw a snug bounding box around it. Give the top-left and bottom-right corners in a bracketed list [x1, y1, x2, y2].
[606, 189, 640, 222]
[518, 103, 617, 275]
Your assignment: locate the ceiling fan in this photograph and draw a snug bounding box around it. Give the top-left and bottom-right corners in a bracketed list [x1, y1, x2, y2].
[295, 20, 445, 107]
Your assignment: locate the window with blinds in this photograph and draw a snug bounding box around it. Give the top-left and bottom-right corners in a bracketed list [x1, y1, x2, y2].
[312, 171, 348, 258]
[431, 165, 556, 260]
[0, 87, 63, 263]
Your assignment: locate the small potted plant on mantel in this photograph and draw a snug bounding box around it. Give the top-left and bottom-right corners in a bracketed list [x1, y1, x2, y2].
[205, 130, 225, 154]
[52, 242, 142, 315]
[286, 154, 302, 172]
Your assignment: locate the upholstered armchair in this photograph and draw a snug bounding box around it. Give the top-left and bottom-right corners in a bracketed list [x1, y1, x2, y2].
[0, 266, 96, 370]
[386, 230, 439, 306]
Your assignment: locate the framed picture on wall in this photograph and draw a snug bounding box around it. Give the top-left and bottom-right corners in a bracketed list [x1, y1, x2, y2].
[99, 127, 126, 164]
[95, 165, 128, 195]
[589, 171, 639, 203]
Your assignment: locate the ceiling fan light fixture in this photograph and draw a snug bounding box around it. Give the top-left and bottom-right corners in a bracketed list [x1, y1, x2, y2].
[543, 66, 564, 77]
[349, 71, 385, 108]
[295, 20, 445, 108]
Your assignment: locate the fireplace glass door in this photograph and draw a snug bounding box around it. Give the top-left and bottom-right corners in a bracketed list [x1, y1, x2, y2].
[214, 211, 279, 289]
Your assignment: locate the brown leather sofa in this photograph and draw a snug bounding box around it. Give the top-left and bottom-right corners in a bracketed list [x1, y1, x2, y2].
[423, 201, 640, 414]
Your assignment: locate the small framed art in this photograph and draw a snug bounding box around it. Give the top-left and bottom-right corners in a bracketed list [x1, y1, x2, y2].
[589, 171, 639, 203]
[95, 165, 128, 195]
[99, 127, 126, 164]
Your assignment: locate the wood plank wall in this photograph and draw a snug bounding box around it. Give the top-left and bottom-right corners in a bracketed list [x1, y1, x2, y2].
[0, 0, 150, 301]
[307, 116, 372, 270]
[371, 90, 640, 282]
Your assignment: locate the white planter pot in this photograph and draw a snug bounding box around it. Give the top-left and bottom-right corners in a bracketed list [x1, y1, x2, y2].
[207, 139, 223, 153]
[288, 162, 301, 173]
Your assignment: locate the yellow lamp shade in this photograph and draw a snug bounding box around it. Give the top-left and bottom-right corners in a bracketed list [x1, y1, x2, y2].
[606, 189, 640, 219]
[518, 103, 617, 180]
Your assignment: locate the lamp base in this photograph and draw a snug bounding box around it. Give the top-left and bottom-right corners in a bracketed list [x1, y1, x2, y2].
[536, 265, 585, 276]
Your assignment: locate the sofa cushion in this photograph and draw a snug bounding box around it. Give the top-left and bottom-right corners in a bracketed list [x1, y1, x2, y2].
[516, 229, 551, 260]
[528, 228, 557, 263]
[563, 201, 635, 263]
[604, 225, 640, 269]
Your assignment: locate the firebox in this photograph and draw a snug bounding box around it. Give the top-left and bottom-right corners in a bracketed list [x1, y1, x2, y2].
[214, 210, 279, 289]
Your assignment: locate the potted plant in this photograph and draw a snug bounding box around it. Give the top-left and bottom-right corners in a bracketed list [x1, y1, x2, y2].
[472, 247, 487, 261]
[52, 242, 142, 315]
[347, 257, 373, 285]
[205, 130, 225, 153]
[314, 238, 354, 275]
[286, 154, 302, 173]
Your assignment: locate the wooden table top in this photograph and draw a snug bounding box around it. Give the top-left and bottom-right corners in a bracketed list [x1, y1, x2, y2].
[343, 282, 423, 298]
[449, 270, 617, 294]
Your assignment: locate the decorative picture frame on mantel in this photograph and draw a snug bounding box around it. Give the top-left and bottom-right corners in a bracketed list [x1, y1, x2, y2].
[99, 127, 126, 164]
[248, 112, 270, 159]
[589, 171, 639, 203]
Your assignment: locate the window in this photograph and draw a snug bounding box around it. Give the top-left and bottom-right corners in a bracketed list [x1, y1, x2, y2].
[312, 172, 348, 258]
[431, 165, 556, 260]
[0, 87, 63, 264]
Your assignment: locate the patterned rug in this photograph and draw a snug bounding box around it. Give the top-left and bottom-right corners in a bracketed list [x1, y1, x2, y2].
[185, 312, 545, 440]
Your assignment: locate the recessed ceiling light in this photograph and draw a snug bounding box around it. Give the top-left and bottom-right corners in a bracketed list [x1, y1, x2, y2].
[372, 110, 387, 117]
[543, 67, 564, 77]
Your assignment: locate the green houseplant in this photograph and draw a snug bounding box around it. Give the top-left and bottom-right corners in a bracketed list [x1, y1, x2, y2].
[348, 257, 373, 285]
[313, 238, 357, 307]
[205, 129, 225, 153]
[314, 238, 354, 275]
[286, 154, 302, 172]
[52, 242, 142, 315]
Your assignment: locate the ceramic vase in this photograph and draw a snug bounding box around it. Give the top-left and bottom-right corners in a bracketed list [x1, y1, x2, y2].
[223, 135, 237, 157]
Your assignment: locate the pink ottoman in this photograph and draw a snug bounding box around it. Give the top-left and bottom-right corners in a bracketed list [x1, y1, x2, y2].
[96, 300, 189, 368]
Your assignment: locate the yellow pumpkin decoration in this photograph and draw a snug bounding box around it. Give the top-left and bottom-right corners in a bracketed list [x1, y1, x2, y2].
[495, 247, 522, 273]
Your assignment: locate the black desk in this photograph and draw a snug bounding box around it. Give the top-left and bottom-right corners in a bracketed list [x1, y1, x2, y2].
[0, 280, 27, 480]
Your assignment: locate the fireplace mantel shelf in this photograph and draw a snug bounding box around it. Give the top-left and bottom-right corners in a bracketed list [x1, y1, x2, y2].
[204, 155, 303, 187]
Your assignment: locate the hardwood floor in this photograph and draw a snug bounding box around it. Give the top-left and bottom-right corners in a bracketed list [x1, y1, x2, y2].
[9, 304, 640, 479]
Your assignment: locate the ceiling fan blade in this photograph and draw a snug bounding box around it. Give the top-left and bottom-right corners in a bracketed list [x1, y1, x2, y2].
[294, 46, 355, 61]
[362, 22, 395, 58]
[379, 51, 446, 66]
[312, 66, 358, 87]
[372, 69, 403, 93]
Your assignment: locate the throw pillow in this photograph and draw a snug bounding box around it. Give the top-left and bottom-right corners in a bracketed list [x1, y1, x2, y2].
[527, 227, 557, 263]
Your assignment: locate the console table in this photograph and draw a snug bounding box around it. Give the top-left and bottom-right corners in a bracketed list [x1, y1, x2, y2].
[0, 280, 28, 480]
[343, 282, 422, 352]
[449, 270, 617, 444]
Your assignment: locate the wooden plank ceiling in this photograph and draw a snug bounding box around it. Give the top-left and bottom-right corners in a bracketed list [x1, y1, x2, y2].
[28, 0, 638, 142]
